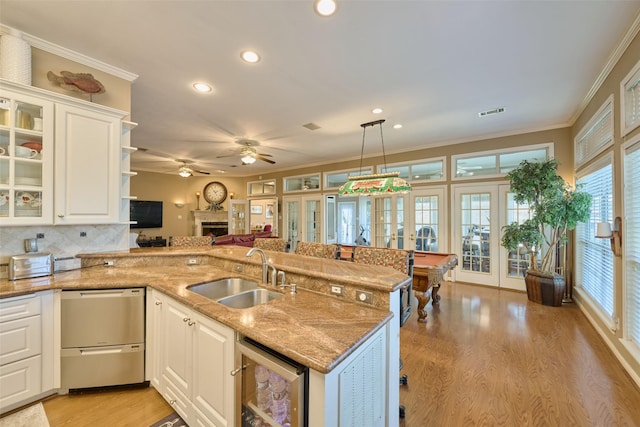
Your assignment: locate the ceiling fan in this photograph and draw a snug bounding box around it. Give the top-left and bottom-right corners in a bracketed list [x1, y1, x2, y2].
[216, 140, 276, 165]
[176, 160, 211, 177]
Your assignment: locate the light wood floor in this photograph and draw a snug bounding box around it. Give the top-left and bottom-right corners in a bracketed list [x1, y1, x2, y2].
[400, 282, 640, 426]
[9, 282, 640, 426]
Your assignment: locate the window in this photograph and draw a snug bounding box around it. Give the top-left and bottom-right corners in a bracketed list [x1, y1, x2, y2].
[452, 144, 551, 180]
[575, 95, 613, 168]
[621, 58, 640, 137]
[283, 173, 320, 193]
[248, 179, 276, 196]
[324, 167, 372, 190]
[624, 137, 640, 351]
[378, 158, 445, 183]
[575, 156, 615, 324]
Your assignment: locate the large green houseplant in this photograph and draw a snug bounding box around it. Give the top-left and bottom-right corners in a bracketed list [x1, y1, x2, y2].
[501, 159, 591, 305]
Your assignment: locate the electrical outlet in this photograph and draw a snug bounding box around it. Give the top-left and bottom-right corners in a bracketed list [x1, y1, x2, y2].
[356, 290, 373, 304]
[104, 260, 115, 266]
[36, 233, 44, 239]
[187, 258, 198, 265]
[80, 231, 87, 237]
[330, 284, 344, 296]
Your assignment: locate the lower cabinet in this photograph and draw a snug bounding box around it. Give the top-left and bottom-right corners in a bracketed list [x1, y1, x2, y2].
[0, 290, 56, 414]
[146, 290, 235, 427]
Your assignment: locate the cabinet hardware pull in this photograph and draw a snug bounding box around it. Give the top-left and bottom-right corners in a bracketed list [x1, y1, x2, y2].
[230, 364, 248, 376]
[183, 317, 190, 322]
[57, 214, 64, 218]
[188, 320, 196, 326]
[155, 301, 162, 305]
[169, 399, 176, 405]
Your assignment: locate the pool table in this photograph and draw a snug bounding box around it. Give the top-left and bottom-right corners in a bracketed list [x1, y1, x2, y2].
[412, 251, 458, 322]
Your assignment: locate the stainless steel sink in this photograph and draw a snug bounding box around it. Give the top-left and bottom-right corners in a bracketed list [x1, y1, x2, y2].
[187, 278, 259, 300]
[216, 289, 283, 309]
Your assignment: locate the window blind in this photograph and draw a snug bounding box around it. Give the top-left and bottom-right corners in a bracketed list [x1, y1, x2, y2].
[622, 62, 640, 136]
[625, 141, 640, 347]
[576, 162, 614, 320]
[575, 102, 613, 167]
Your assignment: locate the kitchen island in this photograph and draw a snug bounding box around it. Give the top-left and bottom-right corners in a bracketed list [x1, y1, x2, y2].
[0, 245, 410, 426]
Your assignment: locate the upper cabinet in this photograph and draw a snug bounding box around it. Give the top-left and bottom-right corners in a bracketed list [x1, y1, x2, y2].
[0, 80, 129, 226]
[54, 102, 123, 224]
[0, 84, 54, 225]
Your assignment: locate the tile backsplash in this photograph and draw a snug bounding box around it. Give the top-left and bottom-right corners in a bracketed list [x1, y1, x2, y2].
[0, 224, 129, 278]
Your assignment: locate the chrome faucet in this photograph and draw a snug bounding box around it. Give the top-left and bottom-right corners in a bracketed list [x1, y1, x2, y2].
[246, 247, 269, 283]
[277, 271, 296, 294]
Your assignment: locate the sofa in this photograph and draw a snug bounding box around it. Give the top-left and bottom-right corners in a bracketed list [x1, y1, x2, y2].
[213, 231, 272, 247]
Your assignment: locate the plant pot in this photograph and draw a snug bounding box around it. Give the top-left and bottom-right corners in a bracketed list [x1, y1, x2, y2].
[524, 270, 565, 307]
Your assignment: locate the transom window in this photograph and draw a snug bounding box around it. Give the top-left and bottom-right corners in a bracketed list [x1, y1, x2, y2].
[247, 179, 276, 196]
[452, 144, 551, 180]
[324, 167, 373, 190]
[283, 173, 320, 193]
[376, 158, 445, 182]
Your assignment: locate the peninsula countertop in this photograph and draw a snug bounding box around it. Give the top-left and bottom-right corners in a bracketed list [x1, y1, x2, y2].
[0, 246, 409, 374]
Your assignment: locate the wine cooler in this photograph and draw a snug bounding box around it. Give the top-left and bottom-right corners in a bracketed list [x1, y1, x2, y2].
[235, 336, 308, 427]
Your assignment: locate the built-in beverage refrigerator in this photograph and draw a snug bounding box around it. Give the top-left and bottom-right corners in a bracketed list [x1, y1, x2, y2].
[235, 336, 308, 427]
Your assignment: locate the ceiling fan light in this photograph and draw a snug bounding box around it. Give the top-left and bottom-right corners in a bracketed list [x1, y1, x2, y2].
[178, 166, 192, 177]
[241, 155, 257, 164]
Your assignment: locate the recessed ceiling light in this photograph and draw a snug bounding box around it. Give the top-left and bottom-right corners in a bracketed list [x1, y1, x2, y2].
[241, 50, 260, 63]
[314, 0, 337, 17]
[393, 124, 403, 129]
[192, 82, 212, 93]
[372, 108, 383, 114]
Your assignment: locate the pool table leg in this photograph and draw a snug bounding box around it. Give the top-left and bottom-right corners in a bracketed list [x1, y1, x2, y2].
[415, 290, 431, 322]
[431, 284, 441, 304]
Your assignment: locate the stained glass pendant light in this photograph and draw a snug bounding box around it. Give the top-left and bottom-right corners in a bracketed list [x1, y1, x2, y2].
[338, 119, 411, 196]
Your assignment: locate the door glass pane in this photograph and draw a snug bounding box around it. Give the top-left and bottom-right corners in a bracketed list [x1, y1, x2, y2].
[461, 193, 491, 273]
[413, 195, 439, 252]
[0, 189, 9, 217]
[14, 189, 42, 217]
[338, 201, 356, 245]
[505, 193, 531, 277]
[326, 196, 336, 243]
[286, 200, 299, 251]
[304, 199, 320, 242]
[374, 197, 392, 248]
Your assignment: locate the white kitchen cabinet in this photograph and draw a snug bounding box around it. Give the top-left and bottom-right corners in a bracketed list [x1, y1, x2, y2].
[0, 291, 56, 414]
[145, 289, 164, 390]
[54, 102, 123, 224]
[120, 121, 138, 224]
[151, 293, 235, 427]
[0, 81, 54, 225]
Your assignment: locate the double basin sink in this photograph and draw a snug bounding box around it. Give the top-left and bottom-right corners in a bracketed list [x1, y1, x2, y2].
[187, 277, 282, 309]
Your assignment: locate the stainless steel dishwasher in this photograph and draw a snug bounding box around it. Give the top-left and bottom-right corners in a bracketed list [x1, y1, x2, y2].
[60, 288, 145, 391]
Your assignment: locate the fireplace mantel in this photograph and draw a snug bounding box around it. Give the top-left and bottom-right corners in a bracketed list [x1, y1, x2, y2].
[193, 210, 228, 236]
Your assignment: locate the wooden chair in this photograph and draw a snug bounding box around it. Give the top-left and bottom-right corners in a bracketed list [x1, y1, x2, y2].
[352, 246, 414, 325]
[254, 237, 287, 252]
[171, 236, 213, 248]
[294, 241, 341, 259]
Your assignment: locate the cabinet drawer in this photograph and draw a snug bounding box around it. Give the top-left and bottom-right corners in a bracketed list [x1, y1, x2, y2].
[163, 374, 192, 425]
[0, 294, 41, 323]
[0, 315, 41, 366]
[0, 355, 42, 412]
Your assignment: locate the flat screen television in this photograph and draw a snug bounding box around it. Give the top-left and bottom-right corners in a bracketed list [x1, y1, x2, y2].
[130, 200, 163, 229]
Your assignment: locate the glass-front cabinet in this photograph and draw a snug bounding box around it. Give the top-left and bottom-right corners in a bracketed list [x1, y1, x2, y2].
[0, 85, 54, 224]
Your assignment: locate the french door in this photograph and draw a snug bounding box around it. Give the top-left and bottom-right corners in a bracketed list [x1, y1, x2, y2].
[452, 183, 527, 290]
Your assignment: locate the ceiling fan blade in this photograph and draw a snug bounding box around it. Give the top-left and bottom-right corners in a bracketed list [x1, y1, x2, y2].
[257, 155, 276, 164]
[216, 154, 235, 159]
[257, 152, 273, 157]
[194, 170, 211, 175]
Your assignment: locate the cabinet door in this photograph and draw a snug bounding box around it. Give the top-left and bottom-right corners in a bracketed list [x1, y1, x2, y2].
[54, 103, 121, 224]
[192, 312, 235, 427]
[146, 289, 164, 390]
[162, 298, 193, 398]
[0, 85, 54, 225]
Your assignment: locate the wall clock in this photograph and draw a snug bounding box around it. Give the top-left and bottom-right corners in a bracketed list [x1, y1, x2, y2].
[203, 181, 228, 204]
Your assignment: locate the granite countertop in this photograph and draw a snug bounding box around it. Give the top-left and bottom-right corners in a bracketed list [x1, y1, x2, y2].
[0, 246, 403, 374]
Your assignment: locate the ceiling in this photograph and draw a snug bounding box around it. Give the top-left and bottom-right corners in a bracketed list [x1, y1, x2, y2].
[1, 1, 639, 177]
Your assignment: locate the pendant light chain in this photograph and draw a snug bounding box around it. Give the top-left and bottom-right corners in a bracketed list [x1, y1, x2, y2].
[379, 122, 389, 174]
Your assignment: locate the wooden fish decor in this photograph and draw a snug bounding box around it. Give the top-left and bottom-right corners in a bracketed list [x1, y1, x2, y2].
[47, 71, 106, 99]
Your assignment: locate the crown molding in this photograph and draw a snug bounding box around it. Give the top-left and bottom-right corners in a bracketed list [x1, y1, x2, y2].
[570, 10, 640, 126]
[0, 24, 138, 82]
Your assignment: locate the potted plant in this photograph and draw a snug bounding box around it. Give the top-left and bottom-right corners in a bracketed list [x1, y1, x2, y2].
[501, 159, 592, 306]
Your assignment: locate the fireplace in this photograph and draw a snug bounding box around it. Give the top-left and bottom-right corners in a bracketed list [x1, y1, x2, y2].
[193, 210, 228, 236]
[202, 222, 228, 237]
